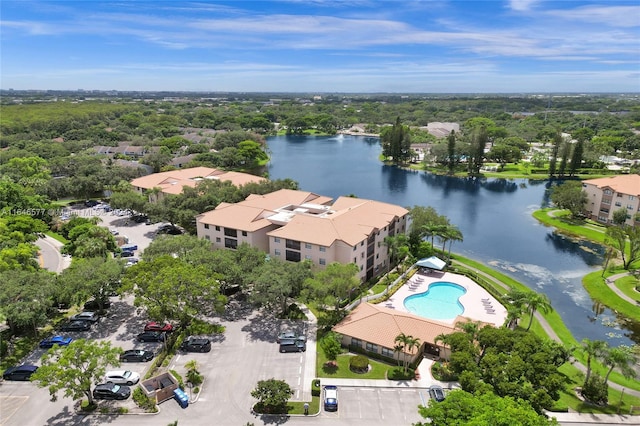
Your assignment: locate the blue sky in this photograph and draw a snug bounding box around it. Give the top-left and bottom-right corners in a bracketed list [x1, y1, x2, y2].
[1, 0, 639, 93]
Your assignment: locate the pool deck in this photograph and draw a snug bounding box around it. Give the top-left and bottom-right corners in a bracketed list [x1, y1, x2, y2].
[383, 270, 507, 328]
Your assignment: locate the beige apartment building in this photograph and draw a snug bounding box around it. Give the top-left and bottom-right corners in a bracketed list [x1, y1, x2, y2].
[582, 174, 640, 226]
[196, 189, 411, 281]
[130, 166, 266, 201]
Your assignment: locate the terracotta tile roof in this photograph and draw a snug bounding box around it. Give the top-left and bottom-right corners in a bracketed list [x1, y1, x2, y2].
[198, 204, 275, 232]
[583, 174, 640, 196]
[130, 167, 266, 195]
[332, 303, 457, 353]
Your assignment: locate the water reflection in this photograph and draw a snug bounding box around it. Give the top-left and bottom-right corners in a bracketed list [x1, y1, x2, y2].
[266, 134, 639, 345]
[544, 232, 605, 267]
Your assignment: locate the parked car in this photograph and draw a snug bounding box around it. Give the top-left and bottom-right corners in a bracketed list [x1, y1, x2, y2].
[70, 311, 99, 323]
[119, 250, 135, 258]
[279, 339, 306, 353]
[429, 385, 446, 402]
[104, 370, 140, 386]
[84, 200, 100, 207]
[136, 331, 165, 342]
[2, 364, 38, 381]
[144, 322, 174, 333]
[59, 320, 92, 332]
[324, 385, 339, 411]
[83, 299, 111, 311]
[156, 225, 183, 235]
[120, 349, 155, 363]
[39, 335, 73, 349]
[93, 382, 131, 400]
[121, 243, 138, 251]
[277, 331, 306, 343]
[180, 336, 211, 353]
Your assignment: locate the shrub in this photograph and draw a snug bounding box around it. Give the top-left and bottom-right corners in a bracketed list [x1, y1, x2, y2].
[581, 375, 608, 406]
[170, 369, 185, 390]
[132, 387, 157, 412]
[117, 407, 128, 414]
[187, 369, 203, 387]
[193, 386, 200, 394]
[311, 379, 321, 397]
[349, 355, 369, 373]
[431, 361, 458, 381]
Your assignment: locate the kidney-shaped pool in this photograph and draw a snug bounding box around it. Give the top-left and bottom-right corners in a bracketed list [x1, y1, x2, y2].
[403, 282, 467, 321]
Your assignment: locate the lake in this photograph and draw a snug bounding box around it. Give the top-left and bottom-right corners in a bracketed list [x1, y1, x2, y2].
[266, 134, 638, 346]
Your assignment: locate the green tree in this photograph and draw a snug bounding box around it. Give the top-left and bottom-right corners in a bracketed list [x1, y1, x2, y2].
[602, 345, 637, 385]
[447, 130, 457, 174]
[468, 126, 487, 176]
[549, 181, 588, 219]
[487, 143, 522, 170]
[606, 225, 640, 270]
[123, 256, 226, 327]
[569, 139, 584, 177]
[31, 339, 122, 406]
[416, 389, 559, 426]
[303, 262, 359, 312]
[250, 378, 293, 414]
[394, 333, 420, 373]
[521, 292, 553, 332]
[109, 189, 147, 214]
[580, 338, 608, 386]
[612, 208, 629, 226]
[57, 257, 124, 311]
[320, 332, 343, 361]
[380, 117, 411, 164]
[548, 131, 562, 177]
[250, 258, 311, 315]
[0, 269, 56, 334]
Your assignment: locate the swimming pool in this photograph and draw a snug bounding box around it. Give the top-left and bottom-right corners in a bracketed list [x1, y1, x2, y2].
[404, 282, 466, 320]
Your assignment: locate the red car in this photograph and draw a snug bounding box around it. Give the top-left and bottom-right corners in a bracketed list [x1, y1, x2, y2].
[144, 322, 174, 333]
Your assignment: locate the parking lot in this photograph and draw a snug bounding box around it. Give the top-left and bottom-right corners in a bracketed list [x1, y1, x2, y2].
[3, 211, 436, 426]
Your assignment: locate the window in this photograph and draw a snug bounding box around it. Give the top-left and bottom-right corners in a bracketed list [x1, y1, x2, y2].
[353, 257, 357, 263]
[224, 228, 237, 237]
[630, 195, 636, 200]
[224, 238, 237, 249]
[615, 202, 622, 207]
[215, 237, 221, 243]
[366, 342, 378, 353]
[204, 235, 210, 240]
[305, 255, 312, 260]
[361, 252, 364, 258]
[319, 258, 326, 265]
[305, 243, 312, 249]
[204, 224, 209, 229]
[242, 231, 247, 236]
[353, 246, 357, 251]
[361, 241, 364, 246]
[604, 189, 612, 195]
[286, 239, 301, 250]
[274, 249, 281, 256]
[351, 338, 362, 348]
[381, 347, 394, 357]
[286, 250, 301, 262]
[319, 246, 326, 252]
[628, 205, 634, 210]
[215, 226, 220, 231]
[274, 237, 280, 243]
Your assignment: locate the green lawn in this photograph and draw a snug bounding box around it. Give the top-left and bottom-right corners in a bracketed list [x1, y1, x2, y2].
[583, 271, 640, 322]
[532, 208, 607, 243]
[615, 275, 640, 302]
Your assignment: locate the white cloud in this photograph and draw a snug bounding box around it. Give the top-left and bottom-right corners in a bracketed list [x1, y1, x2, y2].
[507, 0, 541, 12]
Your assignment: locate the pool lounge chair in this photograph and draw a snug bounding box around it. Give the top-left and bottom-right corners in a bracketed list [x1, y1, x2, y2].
[485, 309, 495, 313]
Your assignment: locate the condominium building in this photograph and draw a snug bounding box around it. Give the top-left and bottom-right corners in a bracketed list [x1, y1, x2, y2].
[196, 189, 411, 281]
[130, 166, 266, 202]
[582, 174, 640, 226]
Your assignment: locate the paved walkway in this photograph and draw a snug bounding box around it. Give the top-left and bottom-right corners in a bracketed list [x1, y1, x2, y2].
[606, 272, 639, 305]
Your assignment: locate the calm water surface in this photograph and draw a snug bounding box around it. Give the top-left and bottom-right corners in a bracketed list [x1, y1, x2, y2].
[267, 134, 638, 346]
[404, 282, 467, 321]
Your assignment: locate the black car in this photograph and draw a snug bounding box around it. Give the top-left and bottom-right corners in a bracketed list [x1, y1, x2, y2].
[429, 385, 446, 402]
[93, 382, 131, 400]
[3, 364, 38, 381]
[156, 225, 183, 235]
[136, 331, 166, 342]
[180, 336, 211, 353]
[83, 299, 111, 311]
[59, 320, 92, 332]
[120, 349, 154, 362]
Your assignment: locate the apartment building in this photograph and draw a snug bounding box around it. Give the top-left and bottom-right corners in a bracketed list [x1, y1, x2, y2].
[130, 166, 266, 202]
[582, 174, 640, 226]
[196, 189, 411, 281]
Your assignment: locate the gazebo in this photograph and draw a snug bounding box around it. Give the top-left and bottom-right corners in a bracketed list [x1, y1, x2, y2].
[415, 256, 447, 272]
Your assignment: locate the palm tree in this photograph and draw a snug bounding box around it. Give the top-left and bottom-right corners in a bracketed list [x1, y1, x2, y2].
[393, 344, 404, 367]
[603, 346, 637, 385]
[581, 338, 608, 386]
[455, 320, 480, 341]
[445, 225, 463, 261]
[395, 332, 419, 373]
[503, 304, 524, 329]
[522, 291, 553, 331]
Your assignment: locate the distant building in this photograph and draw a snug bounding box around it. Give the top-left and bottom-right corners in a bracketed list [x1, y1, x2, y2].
[196, 189, 411, 281]
[130, 166, 266, 202]
[582, 174, 640, 226]
[92, 142, 159, 158]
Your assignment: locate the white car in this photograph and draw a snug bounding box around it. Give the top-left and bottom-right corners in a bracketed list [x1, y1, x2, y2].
[104, 370, 140, 386]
